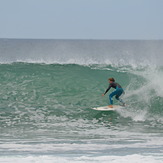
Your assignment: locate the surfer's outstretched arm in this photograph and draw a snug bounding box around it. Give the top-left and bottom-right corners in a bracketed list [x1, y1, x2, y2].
[102, 86, 111, 96]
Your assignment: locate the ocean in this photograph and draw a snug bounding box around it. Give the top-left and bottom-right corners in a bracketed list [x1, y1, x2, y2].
[0, 39, 163, 162]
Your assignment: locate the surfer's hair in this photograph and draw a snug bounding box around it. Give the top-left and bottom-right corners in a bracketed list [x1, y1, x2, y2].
[109, 78, 115, 82]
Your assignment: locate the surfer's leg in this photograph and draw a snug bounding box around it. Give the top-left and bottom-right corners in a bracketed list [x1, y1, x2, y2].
[115, 89, 125, 105]
[115, 95, 125, 105]
[109, 91, 117, 105]
[109, 95, 113, 105]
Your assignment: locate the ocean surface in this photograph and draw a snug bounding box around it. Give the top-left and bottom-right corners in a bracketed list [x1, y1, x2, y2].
[0, 39, 163, 162]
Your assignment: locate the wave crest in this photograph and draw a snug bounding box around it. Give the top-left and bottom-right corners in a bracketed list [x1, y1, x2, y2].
[0, 39, 163, 68]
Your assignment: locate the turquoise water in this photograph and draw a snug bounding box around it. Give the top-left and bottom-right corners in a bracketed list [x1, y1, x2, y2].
[0, 39, 163, 162]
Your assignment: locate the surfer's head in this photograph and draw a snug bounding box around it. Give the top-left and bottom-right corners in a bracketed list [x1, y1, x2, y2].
[108, 78, 115, 83]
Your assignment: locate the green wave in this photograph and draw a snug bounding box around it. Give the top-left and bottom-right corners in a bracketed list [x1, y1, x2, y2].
[0, 63, 163, 131]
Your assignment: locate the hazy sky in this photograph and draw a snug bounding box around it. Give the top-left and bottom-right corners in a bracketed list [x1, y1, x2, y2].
[0, 0, 163, 39]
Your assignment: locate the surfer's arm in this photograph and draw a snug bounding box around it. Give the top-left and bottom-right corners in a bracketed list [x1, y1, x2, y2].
[103, 86, 111, 95]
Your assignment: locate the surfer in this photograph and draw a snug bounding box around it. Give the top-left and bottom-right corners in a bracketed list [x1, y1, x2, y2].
[102, 78, 125, 108]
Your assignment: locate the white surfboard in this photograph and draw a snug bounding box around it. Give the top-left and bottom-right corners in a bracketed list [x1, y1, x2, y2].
[91, 105, 125, 111]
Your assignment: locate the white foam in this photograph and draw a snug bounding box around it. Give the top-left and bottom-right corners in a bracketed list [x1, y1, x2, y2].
[0, 154, 162, 163]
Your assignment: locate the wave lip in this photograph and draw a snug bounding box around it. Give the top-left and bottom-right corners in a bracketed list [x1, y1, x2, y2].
[0, 39, 163, 67]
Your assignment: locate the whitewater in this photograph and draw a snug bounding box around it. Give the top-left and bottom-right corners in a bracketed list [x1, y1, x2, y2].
[0, 39, 163, 163]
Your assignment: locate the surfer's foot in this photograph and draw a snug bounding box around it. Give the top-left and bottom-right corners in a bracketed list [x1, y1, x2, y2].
[108, 105, 113, 108]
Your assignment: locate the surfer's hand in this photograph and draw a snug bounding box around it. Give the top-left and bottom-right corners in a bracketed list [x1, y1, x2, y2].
[102, 94, 105, 96]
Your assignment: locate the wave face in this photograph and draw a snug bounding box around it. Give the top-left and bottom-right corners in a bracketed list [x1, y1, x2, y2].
[0, 63, 163, 126]
[0, 39, 163, 162]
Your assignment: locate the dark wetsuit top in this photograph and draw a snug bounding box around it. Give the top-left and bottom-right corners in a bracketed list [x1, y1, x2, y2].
[104, 82, 122, 95]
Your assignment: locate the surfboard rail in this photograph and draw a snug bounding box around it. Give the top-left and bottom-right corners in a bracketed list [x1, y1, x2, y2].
[91, 105, 125, 111]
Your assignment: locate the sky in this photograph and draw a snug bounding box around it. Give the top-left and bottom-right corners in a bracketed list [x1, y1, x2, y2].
[0, 0, 163, 39]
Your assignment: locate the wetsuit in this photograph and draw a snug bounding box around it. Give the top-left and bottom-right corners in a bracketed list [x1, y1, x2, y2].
[104, 82, 125, 105]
